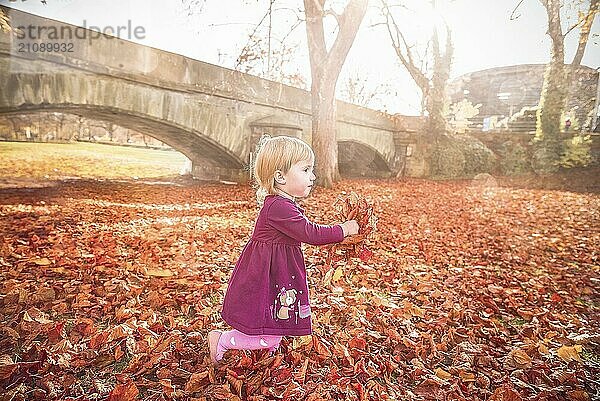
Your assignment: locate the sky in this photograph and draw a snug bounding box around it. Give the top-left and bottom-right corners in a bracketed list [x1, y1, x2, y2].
[1, 0, 599, 115]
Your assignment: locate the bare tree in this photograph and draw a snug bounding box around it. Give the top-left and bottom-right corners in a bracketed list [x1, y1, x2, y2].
[235, 3, 308, 89]
[381, 0, 453, 138]
[5, 116, 19, 140]
[107, 122, 117, 142]
[339, 71, 393, 109]
[180, 0, 207, 16]
[534, 0, 598, 171]
[235, 0, 368, 186]
[304, 0, 368, 187]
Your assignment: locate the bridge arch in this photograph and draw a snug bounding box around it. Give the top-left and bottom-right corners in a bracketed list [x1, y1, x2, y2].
[0, 104, 245, 170]
[338, 140, 392, 178]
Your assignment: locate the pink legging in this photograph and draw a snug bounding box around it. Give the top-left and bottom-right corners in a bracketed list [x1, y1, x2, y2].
[216, 329, 282, 361]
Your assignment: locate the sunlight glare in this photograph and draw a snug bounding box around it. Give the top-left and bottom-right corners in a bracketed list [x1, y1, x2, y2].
[80, 199, 249, 211]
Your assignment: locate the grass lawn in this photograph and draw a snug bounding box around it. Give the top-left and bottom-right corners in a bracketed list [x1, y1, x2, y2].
[0, 141, 189, 180]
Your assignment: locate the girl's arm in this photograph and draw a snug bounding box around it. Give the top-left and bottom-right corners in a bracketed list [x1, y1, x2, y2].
[267, 199, 344, 245]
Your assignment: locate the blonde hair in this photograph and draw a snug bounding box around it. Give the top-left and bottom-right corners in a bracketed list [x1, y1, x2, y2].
[252, 135, 314, 203]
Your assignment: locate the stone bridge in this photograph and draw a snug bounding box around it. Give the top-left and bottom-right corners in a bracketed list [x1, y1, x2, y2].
[0, 7, 421, 181]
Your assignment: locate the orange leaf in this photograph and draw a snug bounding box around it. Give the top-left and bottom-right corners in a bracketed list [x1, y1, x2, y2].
[557, 345, 581, 362]
[89, 331, 109, 350]
[490, 384, 523, 401]
[293, 358, 309, 384]
[435, 367, 452, 380]
[185, 371, 209, 393]
[114, 344, 124, 362]
[348, 337, 367, 351]
[146, 268, 174, 277]
[108, 382, 139, 401]
[459, 370, 475, 382]
[33, 257, 52, 266]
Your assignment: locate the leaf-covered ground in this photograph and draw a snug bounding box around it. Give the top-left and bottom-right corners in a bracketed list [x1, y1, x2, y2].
[0, 175, 599, 400]
[0, 180, 600, 400]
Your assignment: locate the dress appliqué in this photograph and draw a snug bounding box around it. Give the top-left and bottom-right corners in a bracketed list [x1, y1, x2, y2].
[272, 285, 312, 325]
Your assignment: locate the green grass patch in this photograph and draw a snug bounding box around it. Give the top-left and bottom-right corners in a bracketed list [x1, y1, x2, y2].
[0, 141, 189, 180]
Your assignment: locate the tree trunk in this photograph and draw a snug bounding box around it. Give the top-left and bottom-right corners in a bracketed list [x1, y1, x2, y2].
[304, 0, 368, 187]
[563, 0, 598, 133]
[535, 0, 566, 172]
[427, 27, 452, 138]
[571, 0, 598, 66]
[7, 117, 17, 141]
[311, 81, 338, 185]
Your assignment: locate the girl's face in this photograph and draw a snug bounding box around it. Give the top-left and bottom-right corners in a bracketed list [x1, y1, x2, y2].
[276, 158, 316, 199]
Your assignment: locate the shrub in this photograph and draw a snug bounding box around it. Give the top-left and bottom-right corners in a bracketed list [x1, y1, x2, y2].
[560, 134, 592, 168]
[498, 140, 530, 175]
[430, 140, 465, 179]
[429, 135, 494, 179]
[460, 137, 495, 176]
[531, 142, 561, 174]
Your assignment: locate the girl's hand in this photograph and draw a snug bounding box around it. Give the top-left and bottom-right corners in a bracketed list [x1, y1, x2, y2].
[340, 220, 359, 237]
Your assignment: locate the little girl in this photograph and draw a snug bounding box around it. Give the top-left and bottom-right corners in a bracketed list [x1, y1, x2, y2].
[208, 135, 359, 363]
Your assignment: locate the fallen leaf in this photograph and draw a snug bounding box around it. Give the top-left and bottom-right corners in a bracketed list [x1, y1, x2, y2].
[506, 348, 532, 369]
[107, 382, 139, 401]
[332, 266, 344, 282]
[435, 367, 452, 381]
[557, 345, 582, 363]
[146, 268, 175, 277]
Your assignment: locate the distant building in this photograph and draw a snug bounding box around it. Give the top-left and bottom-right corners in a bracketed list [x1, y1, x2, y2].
[448, 64, 599, 132]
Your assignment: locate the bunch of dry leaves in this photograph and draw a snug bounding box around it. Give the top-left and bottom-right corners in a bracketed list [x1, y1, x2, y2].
[326, 192, 377, 266]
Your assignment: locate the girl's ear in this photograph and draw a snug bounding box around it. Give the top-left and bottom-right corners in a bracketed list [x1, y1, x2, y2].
[274, 170, 286, 185]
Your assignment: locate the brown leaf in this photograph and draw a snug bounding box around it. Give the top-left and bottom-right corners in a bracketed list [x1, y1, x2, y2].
[459, 370, 475, 382]
[33, 257, 52, 266]
[557, 345, 582, 363]
[490, 384, 523, 401]
[505, 348, 532, 369]
[146, 268, 175, 277]
[0, 363, 17, 380]
[108, 382, 139, 401]
[114, 344, 124, 362]
[348, 337, 367, 351]
[566, 390, 591, 401]
[185, 371, 209, 393]
[414, 378, 445, 399]
[89, 331, 109, 350]
[293, 358, 309, 385]
[434, 367, 452, 381]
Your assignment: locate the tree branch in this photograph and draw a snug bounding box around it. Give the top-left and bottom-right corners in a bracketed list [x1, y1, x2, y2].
[510, 0, 526, 20]
[539, 0, 564, 61]
[324, 9, 342, 24]
[381, 0, 429, 92]
[321, 0, 368, 85]
[304, 0, 328, 80]
[571, 0, 599, 65]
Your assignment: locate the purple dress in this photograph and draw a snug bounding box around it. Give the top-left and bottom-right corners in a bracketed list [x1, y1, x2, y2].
[221, 194, 344, 336]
